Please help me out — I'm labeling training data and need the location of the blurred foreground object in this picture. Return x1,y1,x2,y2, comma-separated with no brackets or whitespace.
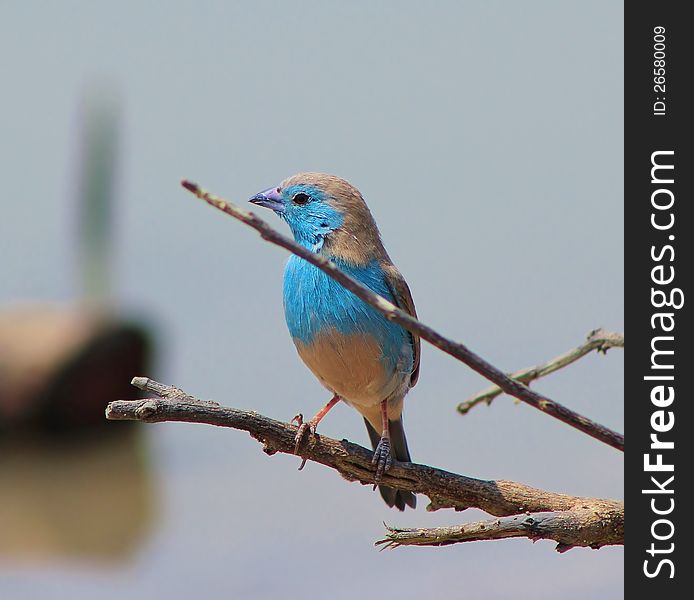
0,306,155,560
0,305,155,561
0,90,154,432
0,305,151,432
0,427,153,561
0,89,158,562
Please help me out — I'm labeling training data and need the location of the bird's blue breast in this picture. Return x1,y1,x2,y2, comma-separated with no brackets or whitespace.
283,256,412,376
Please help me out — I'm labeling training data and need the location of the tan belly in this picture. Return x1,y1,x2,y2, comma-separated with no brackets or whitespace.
294,330,399,408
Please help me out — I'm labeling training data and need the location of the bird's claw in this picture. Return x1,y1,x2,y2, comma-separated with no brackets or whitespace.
292,414,317,471
293,422,311,454
371,436,392,487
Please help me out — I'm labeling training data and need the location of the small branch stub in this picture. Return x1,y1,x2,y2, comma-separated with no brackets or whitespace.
458,328,624,415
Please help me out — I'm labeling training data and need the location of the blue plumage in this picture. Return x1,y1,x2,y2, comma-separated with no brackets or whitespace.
279,184,344,251
249,172,419,510
283,256,413,376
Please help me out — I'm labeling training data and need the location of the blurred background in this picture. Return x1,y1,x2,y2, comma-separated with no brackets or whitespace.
1,2,623,599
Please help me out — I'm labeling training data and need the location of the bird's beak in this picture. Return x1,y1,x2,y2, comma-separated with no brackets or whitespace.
249,187,285,213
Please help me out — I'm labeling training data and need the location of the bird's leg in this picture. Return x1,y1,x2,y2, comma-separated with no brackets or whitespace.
292,394,341,469
371,399,393,486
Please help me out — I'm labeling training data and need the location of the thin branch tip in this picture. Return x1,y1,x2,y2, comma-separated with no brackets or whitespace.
181,179,199,193
131,376,149,389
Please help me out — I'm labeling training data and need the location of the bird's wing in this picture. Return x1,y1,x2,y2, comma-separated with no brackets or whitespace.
382,262,421,387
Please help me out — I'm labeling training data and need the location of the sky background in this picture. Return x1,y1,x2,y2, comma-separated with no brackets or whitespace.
1,2,623,599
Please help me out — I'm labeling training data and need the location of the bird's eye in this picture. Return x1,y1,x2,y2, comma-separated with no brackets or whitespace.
292,192,310,205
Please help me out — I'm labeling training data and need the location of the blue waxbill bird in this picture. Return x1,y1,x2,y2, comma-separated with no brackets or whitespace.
250,173,419,510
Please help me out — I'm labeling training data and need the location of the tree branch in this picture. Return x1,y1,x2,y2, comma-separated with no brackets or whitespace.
180,180,624,452
376,506,624,552
458,328,625,415
105,378,623,551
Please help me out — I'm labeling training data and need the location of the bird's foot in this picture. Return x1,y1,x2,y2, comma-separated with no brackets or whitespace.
291,413,317,471
371,436,393,487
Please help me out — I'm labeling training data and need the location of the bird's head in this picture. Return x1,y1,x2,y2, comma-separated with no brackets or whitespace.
250,172,384,262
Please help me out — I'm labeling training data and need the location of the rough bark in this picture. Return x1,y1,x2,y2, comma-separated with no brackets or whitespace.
106,378,623,551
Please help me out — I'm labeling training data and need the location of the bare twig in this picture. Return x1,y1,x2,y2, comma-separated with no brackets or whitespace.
180,180,624,452
458,329,625,415
105,378,623,551
376,506,624,552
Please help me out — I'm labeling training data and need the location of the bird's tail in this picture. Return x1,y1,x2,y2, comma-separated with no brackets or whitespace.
364,416,417,511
